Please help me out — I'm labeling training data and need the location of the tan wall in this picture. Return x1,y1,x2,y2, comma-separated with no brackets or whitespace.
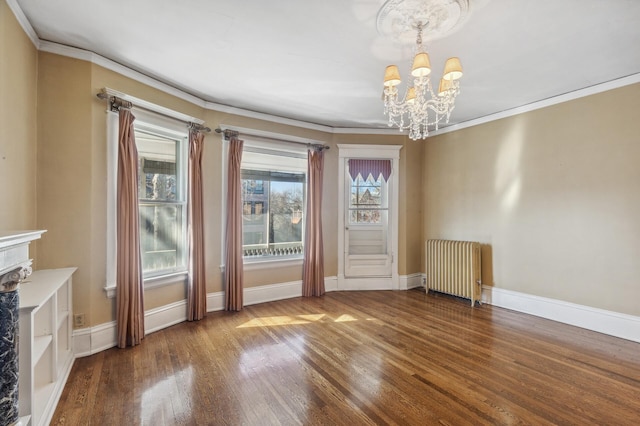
423,84,640,316
36,53,94,321
34,53,421,327
0,0,38,232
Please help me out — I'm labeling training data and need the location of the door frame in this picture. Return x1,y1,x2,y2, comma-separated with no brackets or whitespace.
337,144,402,291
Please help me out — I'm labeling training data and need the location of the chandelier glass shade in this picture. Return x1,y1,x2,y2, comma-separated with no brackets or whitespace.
382,22,463,140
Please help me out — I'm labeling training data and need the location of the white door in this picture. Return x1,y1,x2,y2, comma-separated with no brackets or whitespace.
344,170,391,278
337,144,401,291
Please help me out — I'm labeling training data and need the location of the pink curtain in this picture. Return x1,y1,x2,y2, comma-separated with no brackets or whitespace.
302,149,325,297
116,109,145,348
225,137,244,311
348,159,392,181
187,130,206,321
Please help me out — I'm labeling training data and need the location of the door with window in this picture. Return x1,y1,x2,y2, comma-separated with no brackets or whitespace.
345,167,391,277
337,145,401,290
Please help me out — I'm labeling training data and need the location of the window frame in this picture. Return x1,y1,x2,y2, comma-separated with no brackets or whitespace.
105,108,190,298
135,124,189,280
220,129,313,271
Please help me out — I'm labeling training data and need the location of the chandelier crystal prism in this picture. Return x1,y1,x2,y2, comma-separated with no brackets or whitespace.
382,21,463,140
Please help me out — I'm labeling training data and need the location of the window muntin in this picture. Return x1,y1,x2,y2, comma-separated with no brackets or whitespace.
348,173,387,224
240,149,306,259
135,129,187,277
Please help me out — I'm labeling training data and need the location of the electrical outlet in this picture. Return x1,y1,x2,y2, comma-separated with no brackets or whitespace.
73,313,86,328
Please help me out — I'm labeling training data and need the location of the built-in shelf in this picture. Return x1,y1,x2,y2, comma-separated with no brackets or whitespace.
57,311,69,330
16,415,32,426
19,267,76,426
32,335,53,365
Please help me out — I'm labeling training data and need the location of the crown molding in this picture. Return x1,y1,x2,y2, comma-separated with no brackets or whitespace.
8,2,640,139
332,127,403,135
204,101,334,133
429,72,640,137
38,40,208,110
42,38,640,140
6,0,39,48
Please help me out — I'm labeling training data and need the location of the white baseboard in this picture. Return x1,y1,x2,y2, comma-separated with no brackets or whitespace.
73,321,117,357
74,300,188,356
482,286,640,343
146,300,188,333
75,279,640,356
325,275,338,292
401,273,423,290
245,280,302,305
75,275,341,356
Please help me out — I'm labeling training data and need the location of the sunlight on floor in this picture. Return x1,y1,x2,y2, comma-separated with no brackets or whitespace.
237,313,361,328
334,314,358,322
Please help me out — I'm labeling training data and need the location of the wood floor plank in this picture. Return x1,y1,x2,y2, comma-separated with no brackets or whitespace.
51,290,640,425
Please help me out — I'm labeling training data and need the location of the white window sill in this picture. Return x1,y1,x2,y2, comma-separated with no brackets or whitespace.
104,271,188,298
219,256,303,272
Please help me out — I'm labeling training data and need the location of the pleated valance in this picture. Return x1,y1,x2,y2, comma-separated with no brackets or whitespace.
348,159,392,181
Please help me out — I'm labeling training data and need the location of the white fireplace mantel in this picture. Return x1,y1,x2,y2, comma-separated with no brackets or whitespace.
0,230,46,277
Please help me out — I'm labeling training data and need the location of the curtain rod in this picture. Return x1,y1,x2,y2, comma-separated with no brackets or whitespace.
96,89,211,133
214,128,329,151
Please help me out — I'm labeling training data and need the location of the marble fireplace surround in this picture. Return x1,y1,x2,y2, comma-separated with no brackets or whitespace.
0,230,45,426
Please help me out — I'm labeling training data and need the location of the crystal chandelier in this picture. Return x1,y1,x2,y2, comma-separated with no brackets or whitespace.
382,22,463,140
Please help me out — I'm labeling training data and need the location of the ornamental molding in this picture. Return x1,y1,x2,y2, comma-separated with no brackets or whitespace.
376,0,470,44
0,266,31,293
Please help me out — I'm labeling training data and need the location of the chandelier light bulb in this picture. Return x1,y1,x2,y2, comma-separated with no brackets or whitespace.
443,57,463,80
383,65,402,87
406,87,416,104
411,52,432,77
438,78,454,96
381,23,463,140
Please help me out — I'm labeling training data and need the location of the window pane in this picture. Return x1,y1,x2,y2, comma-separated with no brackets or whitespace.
349,209,382,224
135,128,186,277
139,204,184,273
140,167,177,201
350,174,383,208
241,167,305,257
137,132,179,202
270,180,304,244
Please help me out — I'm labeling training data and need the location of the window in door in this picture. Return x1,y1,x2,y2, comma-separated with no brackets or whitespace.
347,173,389,256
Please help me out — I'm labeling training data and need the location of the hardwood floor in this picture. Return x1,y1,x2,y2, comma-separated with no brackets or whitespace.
52,289,640,425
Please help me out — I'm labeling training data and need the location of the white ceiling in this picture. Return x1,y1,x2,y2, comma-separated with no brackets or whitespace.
14,0,640,131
